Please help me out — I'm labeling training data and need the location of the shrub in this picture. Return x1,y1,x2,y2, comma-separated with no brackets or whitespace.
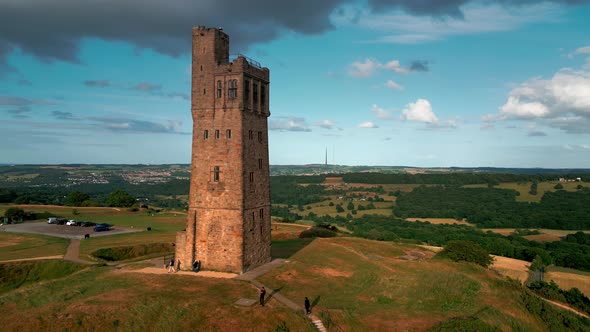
554,183,564,190
437,240,493,267
92,243,174,261
299,226,337,238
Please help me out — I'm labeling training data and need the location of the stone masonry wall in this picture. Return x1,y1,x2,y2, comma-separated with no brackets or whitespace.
178,26,271,273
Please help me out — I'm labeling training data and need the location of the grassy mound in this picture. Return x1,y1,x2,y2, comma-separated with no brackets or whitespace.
91,242,174,261
0,260,85,294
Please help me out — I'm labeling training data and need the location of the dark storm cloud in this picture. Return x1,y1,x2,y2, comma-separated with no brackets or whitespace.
409,60,429,72
84,80,110,87
0,0,587,68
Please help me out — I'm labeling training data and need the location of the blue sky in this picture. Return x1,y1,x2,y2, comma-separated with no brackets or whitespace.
0,0,589,167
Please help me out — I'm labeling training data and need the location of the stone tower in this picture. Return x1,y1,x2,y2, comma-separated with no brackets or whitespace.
175,26,271,273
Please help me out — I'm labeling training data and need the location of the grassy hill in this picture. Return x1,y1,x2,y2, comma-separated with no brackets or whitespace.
1,236,589,331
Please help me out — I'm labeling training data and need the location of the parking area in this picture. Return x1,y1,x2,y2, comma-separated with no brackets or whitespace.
2,221,142,239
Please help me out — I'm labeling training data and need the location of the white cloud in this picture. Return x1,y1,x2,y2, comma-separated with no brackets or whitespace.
318,119,335,129
348,59,380,78
372,104,392,119
382,60,408,74
384,79,404,90
498,68,590,133
359,121,378,128
401,98,438,124
269,116,311,132
347,58,409,78
570,46,590,58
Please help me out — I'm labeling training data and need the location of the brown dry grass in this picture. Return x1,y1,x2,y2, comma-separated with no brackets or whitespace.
483,228,590,242
406,218,474,226
546,271,590,297
491,256,531,282
0,236,25,248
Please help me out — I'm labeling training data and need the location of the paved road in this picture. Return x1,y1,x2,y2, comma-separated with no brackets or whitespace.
3,221,142,239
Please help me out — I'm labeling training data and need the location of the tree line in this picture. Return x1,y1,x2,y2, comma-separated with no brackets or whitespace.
394,186,590,229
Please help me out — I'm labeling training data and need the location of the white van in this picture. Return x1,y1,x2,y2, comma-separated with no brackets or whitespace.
47,217,58,224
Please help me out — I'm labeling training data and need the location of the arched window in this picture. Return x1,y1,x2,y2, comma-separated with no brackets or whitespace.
228,79,238,99
217,80,222,98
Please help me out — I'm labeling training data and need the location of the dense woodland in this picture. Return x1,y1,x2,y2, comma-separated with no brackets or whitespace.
394,186,590,229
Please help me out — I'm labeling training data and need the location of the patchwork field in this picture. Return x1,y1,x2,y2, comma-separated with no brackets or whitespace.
483,228,590,242
545,267,590,297
406,218,473,226
464,181,585,203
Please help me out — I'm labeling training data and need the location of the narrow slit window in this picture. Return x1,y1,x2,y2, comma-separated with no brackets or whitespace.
204,130,209,140
249,172,254,183
217,80,222,98
258,131,263,143
226,129,231,139
253,82,258,105
258,158,263,169
244,79,250,104
228,79,238,99
215,130,220,139
261,84,266,108
259,208,264,219
252,211,255,221
213,166,220,182
249,130,253,140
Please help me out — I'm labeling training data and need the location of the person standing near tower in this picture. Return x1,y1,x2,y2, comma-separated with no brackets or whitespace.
259,287,266,306
304,297,311,314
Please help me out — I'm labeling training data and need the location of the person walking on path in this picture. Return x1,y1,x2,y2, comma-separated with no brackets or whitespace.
259,287,266,306
304,297,311,314
168,258,175,273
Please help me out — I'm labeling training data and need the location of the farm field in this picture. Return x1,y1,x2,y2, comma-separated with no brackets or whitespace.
545,267,590,297
406,218,473,226
482,228,590,242
464,181,585,203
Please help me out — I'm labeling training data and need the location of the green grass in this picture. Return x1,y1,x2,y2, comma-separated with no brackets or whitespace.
0,265,313,331
91,242,174,262
79,230,177,261
0,232,69,261
271,238,314,259
0,260,85,294
258,237,546,331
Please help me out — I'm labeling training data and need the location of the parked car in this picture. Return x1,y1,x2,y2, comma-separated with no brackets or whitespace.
47,217,57,224
56,218,67,225
66,220,77,226
94,224,110,232
80,221,96,227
